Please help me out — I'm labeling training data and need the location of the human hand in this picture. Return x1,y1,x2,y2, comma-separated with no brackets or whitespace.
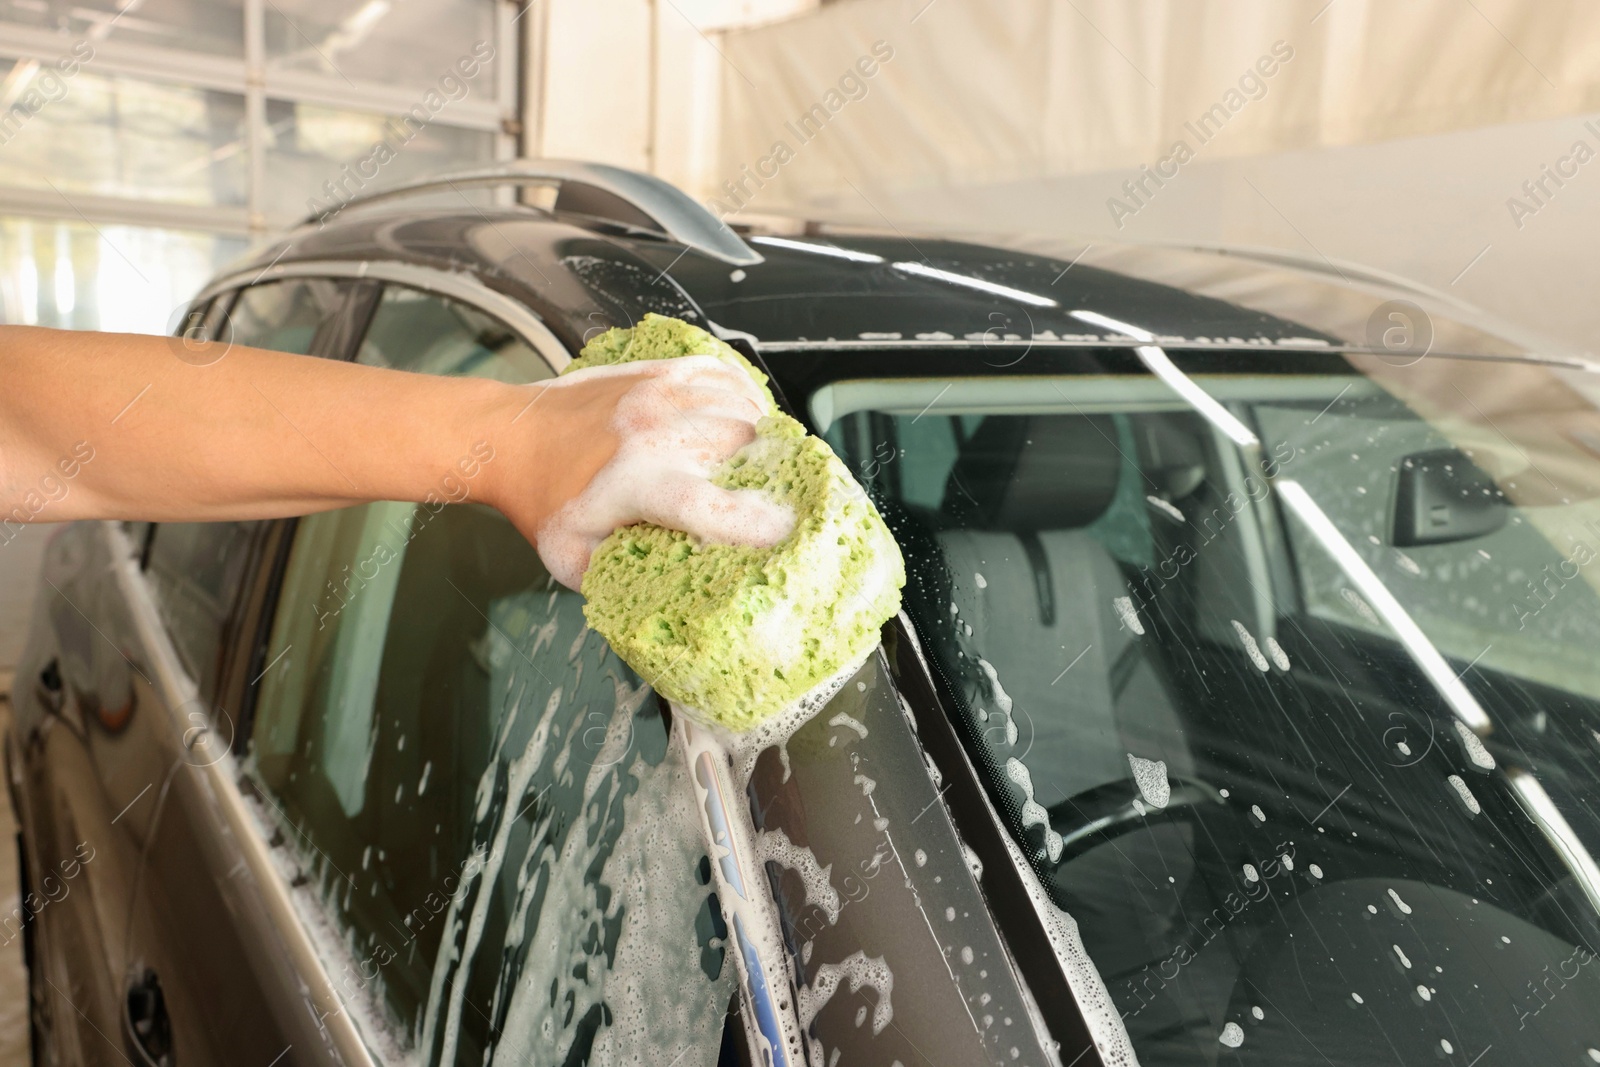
488,355,797,589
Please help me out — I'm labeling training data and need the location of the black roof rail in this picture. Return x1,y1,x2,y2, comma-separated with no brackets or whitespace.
300,159,764,267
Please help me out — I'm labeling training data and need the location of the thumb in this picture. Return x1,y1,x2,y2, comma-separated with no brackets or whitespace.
535,523,599,592
640,473,795,548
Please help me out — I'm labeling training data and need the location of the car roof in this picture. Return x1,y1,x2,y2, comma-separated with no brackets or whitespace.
214,170,1572,369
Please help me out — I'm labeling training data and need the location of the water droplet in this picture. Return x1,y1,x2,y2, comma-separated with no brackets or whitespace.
1128,753,1171,809
1440,1038,1453,1054
1416,984,1431,1001
1351,992,1364,1004
1309,864,1324,879
1114,596,1145,635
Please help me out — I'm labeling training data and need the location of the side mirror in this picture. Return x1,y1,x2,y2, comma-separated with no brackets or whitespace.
1391,448,1509,547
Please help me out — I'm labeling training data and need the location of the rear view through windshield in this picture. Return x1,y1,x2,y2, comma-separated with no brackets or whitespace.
817,359,1600,1066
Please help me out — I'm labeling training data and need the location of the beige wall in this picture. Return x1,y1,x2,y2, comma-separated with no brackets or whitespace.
696,0,1600,355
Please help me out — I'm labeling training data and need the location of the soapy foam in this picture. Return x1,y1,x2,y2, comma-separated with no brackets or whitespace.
798,950,895,1036
999,836,1139,1067
1447,773,1481,814
1454,720,1496,770
726,647,879,785
1231,620,1271,672
1126,754,1170,809
1112,597,1145,636
757,826,842,925
412,588,730,1066
1006,758,1064,864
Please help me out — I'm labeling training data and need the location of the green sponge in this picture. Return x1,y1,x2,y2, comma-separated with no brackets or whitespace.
569,314,906,733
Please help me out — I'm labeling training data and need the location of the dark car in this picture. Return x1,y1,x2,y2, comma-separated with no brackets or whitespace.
11,160,1600,1067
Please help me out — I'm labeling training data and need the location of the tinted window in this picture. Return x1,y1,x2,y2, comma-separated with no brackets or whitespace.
224,277,349,356
145,521,258,696
246,288,734,1064
354,284,549,384
817,360,1600,1066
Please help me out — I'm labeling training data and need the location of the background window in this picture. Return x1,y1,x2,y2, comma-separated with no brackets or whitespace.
0,217,245,334
0,63,248,207
263,0,500,98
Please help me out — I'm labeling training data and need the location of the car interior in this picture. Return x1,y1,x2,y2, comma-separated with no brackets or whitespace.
819,368,1600,1064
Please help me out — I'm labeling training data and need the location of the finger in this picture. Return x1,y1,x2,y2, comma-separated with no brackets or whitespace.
667,414,760,463
639,474,795,548
659,355,771,412
619,391,759,460
656,383,766,423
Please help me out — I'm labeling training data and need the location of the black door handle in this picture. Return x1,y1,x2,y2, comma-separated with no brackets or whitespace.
124,967,174,1066
34,658,63,715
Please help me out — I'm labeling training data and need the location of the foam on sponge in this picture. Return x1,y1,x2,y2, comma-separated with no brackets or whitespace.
570,314,906,733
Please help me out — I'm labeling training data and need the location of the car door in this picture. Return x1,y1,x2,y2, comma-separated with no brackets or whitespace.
10,509,166,1067
118,276,371,1066
235,283,738,1065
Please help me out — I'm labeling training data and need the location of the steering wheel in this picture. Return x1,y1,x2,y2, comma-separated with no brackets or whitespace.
1045,774,1228,866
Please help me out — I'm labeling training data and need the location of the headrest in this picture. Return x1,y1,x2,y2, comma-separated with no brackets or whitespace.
942,414,1123,530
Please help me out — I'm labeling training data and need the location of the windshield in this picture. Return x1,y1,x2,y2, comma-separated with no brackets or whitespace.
807,347,1600,1065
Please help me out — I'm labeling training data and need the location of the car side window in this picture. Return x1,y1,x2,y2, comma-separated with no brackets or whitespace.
246,286,734,1065
144,279,351,695
144,522,258,697
1254,395,1600,697
224,277,350,356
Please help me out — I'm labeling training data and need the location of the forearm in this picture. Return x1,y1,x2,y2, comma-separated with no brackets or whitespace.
0,326,524,524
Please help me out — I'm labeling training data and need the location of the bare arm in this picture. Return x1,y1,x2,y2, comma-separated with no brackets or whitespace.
0,326,791,587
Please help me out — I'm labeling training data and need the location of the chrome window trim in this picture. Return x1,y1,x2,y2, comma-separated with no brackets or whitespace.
754,337,1600,371
678,716,806,1067
192,259,574,371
